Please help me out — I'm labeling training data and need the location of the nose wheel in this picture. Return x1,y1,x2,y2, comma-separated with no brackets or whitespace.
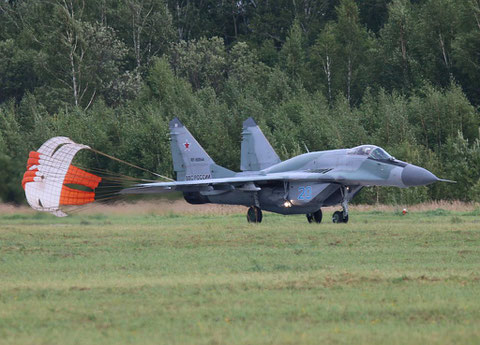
247,206,263,223
306,209,323,223
332,210,348,223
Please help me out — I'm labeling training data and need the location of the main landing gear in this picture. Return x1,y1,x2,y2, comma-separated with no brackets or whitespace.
306,209,323,223
247,206,263,223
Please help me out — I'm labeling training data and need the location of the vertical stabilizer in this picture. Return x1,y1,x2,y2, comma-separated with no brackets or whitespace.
241,117,281,171
169,118,235,181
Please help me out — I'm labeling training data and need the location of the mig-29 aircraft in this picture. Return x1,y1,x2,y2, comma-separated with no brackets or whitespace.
121,117,453,223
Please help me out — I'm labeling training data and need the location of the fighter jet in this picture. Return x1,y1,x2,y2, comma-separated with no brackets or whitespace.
121,117,453,223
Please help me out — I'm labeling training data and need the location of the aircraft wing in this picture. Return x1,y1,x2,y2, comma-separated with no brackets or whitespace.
119,169,394,195
120,171,342,194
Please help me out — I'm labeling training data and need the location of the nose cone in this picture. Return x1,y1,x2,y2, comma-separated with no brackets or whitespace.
402,164,439,187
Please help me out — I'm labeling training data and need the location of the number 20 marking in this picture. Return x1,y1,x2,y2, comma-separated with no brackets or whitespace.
298,186,312,200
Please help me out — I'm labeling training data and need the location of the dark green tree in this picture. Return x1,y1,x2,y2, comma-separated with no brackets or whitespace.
170,37,227,92
378,0,419,91
280,18,306,81
452,0,480,104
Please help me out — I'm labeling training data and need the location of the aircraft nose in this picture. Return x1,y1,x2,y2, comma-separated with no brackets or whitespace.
401,164,438,187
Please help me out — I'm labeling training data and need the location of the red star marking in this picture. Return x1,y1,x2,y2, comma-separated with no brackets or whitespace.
184,141,190,150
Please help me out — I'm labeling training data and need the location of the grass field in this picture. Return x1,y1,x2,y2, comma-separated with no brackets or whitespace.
1,202,480,344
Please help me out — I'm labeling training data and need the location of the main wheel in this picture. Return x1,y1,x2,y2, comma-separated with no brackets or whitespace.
306,213,314,223
307,209,322,223
247,206,263,223
332,211,343,223
313,209,322,223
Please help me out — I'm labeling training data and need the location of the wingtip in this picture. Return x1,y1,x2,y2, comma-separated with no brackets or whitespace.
243,117,257,128
169,117,184,129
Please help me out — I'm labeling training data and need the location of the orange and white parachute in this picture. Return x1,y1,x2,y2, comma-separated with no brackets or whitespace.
22,137,102,217
23,137,171,217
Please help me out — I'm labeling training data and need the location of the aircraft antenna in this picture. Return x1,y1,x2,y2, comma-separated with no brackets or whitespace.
303,142,310,153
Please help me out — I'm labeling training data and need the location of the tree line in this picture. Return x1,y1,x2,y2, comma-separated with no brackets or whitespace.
1,0,480,204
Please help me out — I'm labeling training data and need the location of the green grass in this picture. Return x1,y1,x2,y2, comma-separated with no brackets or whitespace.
1,209,480,344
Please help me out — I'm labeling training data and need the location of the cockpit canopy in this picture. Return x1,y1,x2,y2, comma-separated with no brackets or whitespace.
348,145,393,160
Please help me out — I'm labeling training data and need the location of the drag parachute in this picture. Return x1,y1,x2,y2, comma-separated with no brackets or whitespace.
22,137,102,217
22,136,169,217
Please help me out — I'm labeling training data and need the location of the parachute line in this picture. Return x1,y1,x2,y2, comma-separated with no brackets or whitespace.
90,149,174,182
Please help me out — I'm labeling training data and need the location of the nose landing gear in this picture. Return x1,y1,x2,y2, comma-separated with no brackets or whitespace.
332,186,351,223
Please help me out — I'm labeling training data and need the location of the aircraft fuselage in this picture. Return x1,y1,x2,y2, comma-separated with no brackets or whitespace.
182,146,439,215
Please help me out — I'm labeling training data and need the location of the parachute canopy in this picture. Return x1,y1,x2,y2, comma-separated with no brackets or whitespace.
22,137,102,217
23,136,173,217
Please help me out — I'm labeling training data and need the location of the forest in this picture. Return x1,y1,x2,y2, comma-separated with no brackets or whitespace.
1,0,480,204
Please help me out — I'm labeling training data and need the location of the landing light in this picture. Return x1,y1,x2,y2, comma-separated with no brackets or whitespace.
283,200,292,208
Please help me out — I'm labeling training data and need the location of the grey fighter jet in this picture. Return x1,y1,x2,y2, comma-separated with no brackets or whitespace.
122,117,453,223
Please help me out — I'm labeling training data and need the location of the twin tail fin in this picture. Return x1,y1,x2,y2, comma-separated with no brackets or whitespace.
169,118,235,181
169,117,280,180
241,117,280,171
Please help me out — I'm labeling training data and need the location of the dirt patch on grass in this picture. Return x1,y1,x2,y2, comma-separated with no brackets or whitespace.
86,200,247,215
0,204,36,215
350,200,479,213
0,200,245,216
1,200,478,216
